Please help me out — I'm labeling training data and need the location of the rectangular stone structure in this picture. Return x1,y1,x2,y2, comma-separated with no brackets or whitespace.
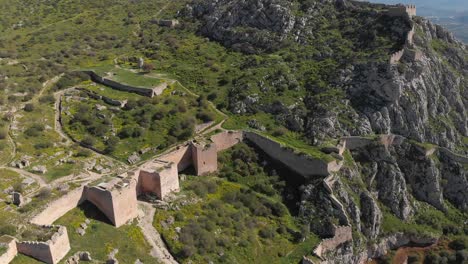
191,142,218,176
138,161,179,199
16,226,70,264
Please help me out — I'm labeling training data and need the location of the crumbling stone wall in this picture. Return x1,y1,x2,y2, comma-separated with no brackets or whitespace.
16,225,70,264
158,144,193,172
244,132,340,177
0,236,17,264
313,225,353,259
138,161,179,199
76,87,127,107
191,142,218,175
30,186,86,226
82,71,160,98
210,130,244,151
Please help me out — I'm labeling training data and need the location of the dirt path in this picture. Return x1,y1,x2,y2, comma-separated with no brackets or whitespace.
137,202,179,264
53,87,127,168
0,167,47,187
53,88,74,146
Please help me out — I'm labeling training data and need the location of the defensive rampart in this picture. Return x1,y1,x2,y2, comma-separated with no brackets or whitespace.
244,132,340,177
138,161,179,199
191,142,218,176
313,225,353,259
76,87,127,107
210,130,244,151
16,225,70,264
0,236,17,264
158,144,193,172
388,4,416,18
30,186,87,226
84,177,138,227
82,70,160,98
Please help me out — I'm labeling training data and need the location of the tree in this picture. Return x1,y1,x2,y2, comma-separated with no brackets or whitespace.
141,62,155,72
24,103,35,112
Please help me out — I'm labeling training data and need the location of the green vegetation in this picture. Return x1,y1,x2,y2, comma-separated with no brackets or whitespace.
54,202,155,263
62,81,221,161
381,202,467,238
90,65,164,88
154,143,319,263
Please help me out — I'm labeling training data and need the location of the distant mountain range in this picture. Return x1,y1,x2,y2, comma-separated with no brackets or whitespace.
368,0,468,43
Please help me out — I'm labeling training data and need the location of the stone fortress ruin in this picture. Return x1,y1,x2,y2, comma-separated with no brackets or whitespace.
3,3,466,263
387,3,423,64
0,225,70,264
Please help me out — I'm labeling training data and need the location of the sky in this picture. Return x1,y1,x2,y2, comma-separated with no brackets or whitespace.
367,0,467,13
367,0,468,42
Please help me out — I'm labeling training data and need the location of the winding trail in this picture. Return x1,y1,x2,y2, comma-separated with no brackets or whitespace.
137,202,179,264
53,87,127,168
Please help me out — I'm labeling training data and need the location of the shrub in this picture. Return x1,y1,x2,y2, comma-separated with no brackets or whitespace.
24,123,45,137
259,226,275,239
272,127,288,137
81,136,95,147
196,110,215,122
24,103,35,112
39,95,55,104
34,142,53,149
37,187,52,199
74,149,92,157
0,223,16,236
181,245,196,258
450,238,468,250
175,212,185,222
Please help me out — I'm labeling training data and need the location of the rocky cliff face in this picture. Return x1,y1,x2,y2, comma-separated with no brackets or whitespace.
186,0,467,262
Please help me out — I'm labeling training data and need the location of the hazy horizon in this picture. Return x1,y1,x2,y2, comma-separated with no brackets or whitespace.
368,0,468,42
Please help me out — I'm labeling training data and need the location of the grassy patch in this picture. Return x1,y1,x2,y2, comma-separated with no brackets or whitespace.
54,202,155,263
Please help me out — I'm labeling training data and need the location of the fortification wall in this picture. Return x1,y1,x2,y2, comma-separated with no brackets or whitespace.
210,130,244,151
191,143,218,176
390,49,405,64
17,226,70,264
313,226,353,259
30,186,86,225
84,179,138,227
388,5,416,18
82,71,156,98
76,87,126,107
109,180,139,227
0,236,17,264
244,132,332,177
407,26,415,45
83,186,116,226
138,162,179,199
159,144,193,172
